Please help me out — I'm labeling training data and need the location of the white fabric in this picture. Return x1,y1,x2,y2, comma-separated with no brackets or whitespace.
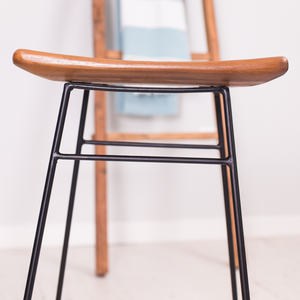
121,0,187,31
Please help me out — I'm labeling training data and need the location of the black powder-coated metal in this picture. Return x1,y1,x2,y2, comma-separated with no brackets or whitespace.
23,84,73,300
56,90,90,300
55,152,230,165
23,82,251,300
214,92,238,300
71,82,220,94
84,139,221,150
222,87,251,300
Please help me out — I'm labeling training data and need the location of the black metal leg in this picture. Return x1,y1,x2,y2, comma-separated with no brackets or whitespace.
56,90,90,300
23,83,252,300
23,84,73,300
214,93,238,300
222,87,251,300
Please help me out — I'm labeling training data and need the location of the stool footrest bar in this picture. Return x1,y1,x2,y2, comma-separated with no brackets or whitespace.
84,139,221,150
55,153,231,165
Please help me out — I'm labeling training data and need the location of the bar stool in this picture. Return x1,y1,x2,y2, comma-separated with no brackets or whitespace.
13,49,288,300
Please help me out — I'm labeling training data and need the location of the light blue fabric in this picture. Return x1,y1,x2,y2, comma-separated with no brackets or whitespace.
115,0,190,116
116,93,178,116
122,27,190,60
115,0,122,51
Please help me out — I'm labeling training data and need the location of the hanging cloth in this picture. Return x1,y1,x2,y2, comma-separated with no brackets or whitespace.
116,0,190,116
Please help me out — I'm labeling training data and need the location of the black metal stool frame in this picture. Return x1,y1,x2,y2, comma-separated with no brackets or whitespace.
23,82,250,300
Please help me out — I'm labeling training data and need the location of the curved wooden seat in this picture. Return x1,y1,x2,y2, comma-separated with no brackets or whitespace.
13,49,288,87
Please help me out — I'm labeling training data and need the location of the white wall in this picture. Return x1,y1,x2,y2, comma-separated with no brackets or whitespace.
0,0,300,248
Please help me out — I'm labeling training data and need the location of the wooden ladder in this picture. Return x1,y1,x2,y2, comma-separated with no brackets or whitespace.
92,0,239,275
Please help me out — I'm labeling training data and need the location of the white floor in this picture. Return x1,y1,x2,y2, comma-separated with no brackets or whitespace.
1,237,299,300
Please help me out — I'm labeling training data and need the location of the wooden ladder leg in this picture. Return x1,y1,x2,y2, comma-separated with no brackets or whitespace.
203,0,239,268
220,94,239,268
226,168,239,268
93,0,108,276
95,90,108,275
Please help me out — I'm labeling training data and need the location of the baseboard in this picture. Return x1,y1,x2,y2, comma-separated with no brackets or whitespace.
1,215,300,249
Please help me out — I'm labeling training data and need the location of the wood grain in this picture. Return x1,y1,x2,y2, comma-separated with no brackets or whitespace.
219,94,239,268
191,53,211,61
105,50,122,59
106,132,218,141
93,0,108,276
202,0,239,267
203,0,220,61
13,49,288,87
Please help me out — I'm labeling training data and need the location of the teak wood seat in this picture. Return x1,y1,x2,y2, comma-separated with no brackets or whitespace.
13,49,288,87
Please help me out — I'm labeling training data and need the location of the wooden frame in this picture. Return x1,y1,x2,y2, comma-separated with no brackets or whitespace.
92,0,238,275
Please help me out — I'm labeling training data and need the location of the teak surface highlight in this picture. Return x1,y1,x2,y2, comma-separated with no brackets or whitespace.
13,49,288,87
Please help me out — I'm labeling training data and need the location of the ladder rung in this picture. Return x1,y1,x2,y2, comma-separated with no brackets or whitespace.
105,132,218,141
104,50,211,61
